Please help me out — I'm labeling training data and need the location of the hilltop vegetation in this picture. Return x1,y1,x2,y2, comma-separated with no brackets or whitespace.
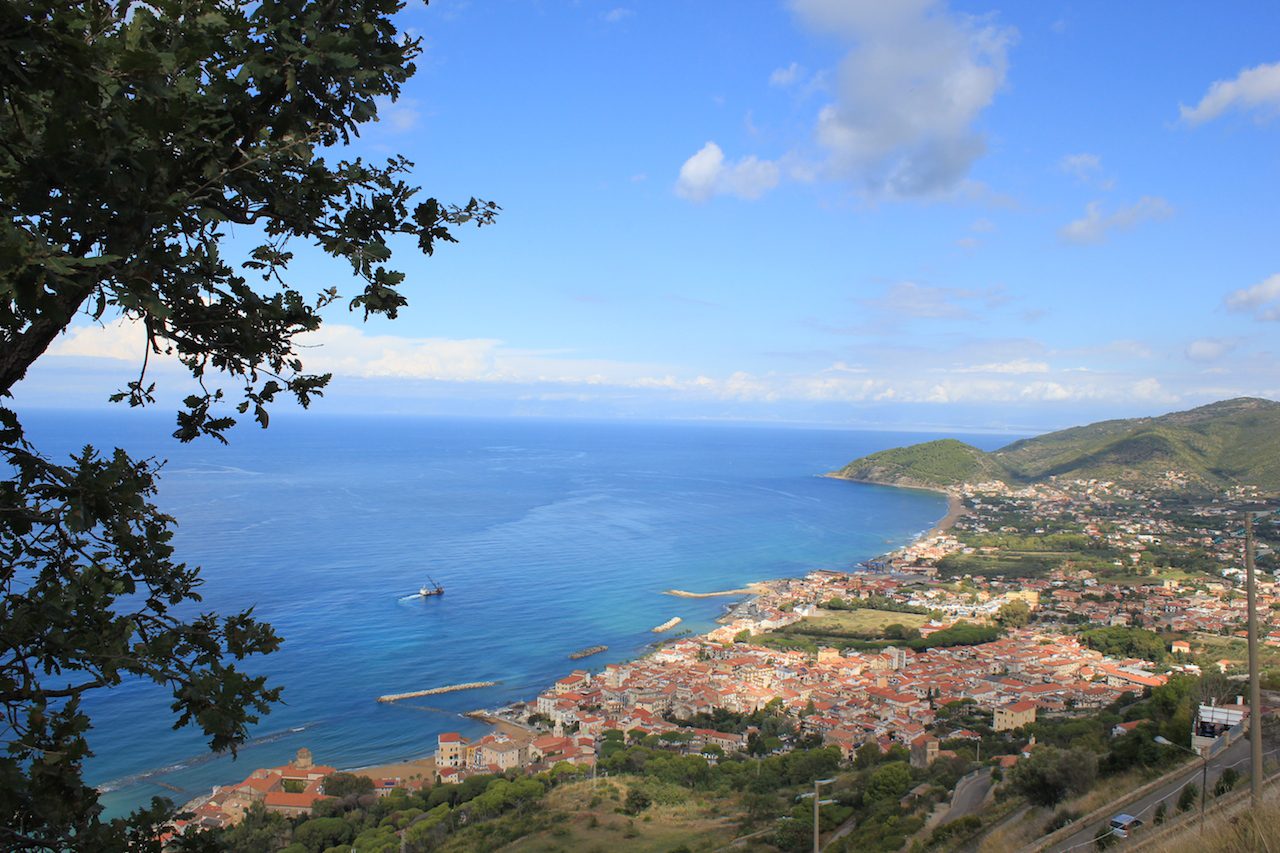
832,438,1002,489
833,398,1280,491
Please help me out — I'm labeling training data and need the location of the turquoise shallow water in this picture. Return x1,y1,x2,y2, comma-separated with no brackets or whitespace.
18,411,1012,817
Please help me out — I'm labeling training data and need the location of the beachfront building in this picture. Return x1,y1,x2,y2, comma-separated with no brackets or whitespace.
224,747,335,817
167,748,335,837
470,733,529,771
436,732,470,768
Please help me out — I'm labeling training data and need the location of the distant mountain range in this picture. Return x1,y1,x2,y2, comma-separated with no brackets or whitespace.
832,397,1280,492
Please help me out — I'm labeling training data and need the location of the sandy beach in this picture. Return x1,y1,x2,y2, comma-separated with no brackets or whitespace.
664,581,772,598
347,713,533,783
350,755,437,782
927,492,967,536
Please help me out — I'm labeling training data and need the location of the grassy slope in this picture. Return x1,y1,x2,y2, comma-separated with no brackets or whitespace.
834,398,1280,491
802,609,930,634
473,777,751,853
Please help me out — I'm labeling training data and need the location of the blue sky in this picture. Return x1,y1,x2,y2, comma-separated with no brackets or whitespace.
28,0,1280,432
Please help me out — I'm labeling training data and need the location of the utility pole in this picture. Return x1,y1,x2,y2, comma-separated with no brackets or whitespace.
1245,515,1263,805
798,778,836,853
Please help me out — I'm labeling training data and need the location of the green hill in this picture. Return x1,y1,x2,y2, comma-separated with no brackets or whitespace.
832,438,1003,489
832,397,1280,491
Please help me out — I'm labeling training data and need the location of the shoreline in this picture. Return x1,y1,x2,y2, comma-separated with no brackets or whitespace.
927,491,966,536
824,472,966,537
457,476,960,733
241,475,964,790
342,714,531,782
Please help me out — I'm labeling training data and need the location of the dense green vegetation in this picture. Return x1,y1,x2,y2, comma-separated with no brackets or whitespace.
1081,626,1167,662
834,398,1280,491
822,595,931,615
196,744,861,852
1009,746,1097,806
997,397,1280,488
833,438,1000,488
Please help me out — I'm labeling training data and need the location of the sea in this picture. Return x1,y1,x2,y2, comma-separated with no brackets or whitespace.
18,410,1017,818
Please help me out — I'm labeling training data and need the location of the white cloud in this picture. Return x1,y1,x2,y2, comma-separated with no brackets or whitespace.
1225,273,1280,321
299,325,505,380
957,217,996,249
770,62,805,87
675,141,781,202
1185,338,1235,362
47,322,1266,416
865,281,1008,320
602,7,633,24
1102,339,1154,360
822,361,869,374
51,319,511,381
1131,378,1176,402
953,359,1050,374
1018,381,1072,401
793,0,1016,197
48,320,667,387
1180,61,1280,125
374,96,422,132
1058,152,1099,178
381,100,420,132
869,282,967,318
1059,196,1173,244
52,320,150,362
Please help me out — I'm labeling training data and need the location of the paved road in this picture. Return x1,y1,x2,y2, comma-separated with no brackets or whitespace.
1048,737,1276,852
944,769,993,825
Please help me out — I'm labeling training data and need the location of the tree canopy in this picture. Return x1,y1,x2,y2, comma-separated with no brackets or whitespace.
0,2,496,849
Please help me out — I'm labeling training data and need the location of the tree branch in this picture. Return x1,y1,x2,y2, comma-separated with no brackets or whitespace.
0,281,95,398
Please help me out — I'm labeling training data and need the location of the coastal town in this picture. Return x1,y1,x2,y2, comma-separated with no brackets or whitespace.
173,472,1279,847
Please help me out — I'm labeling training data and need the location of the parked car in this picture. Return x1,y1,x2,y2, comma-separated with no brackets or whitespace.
1108,813,1143,838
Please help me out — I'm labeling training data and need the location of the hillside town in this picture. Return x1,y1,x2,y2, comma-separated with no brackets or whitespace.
177,473,1279,840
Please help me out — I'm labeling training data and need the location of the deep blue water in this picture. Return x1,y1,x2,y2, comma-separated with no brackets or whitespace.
18,411,1014,817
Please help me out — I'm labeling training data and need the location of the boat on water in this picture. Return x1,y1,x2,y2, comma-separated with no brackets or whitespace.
419,576,445,597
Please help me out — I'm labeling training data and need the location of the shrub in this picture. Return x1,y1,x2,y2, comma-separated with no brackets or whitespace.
865,761,913,803
624,788,652,815
1214,767,1239,796
1010,747,1098,807
1044,808,1082,833
1178,783,1199,812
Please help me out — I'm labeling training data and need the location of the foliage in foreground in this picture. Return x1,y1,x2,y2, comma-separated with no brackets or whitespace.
0,1,496,849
